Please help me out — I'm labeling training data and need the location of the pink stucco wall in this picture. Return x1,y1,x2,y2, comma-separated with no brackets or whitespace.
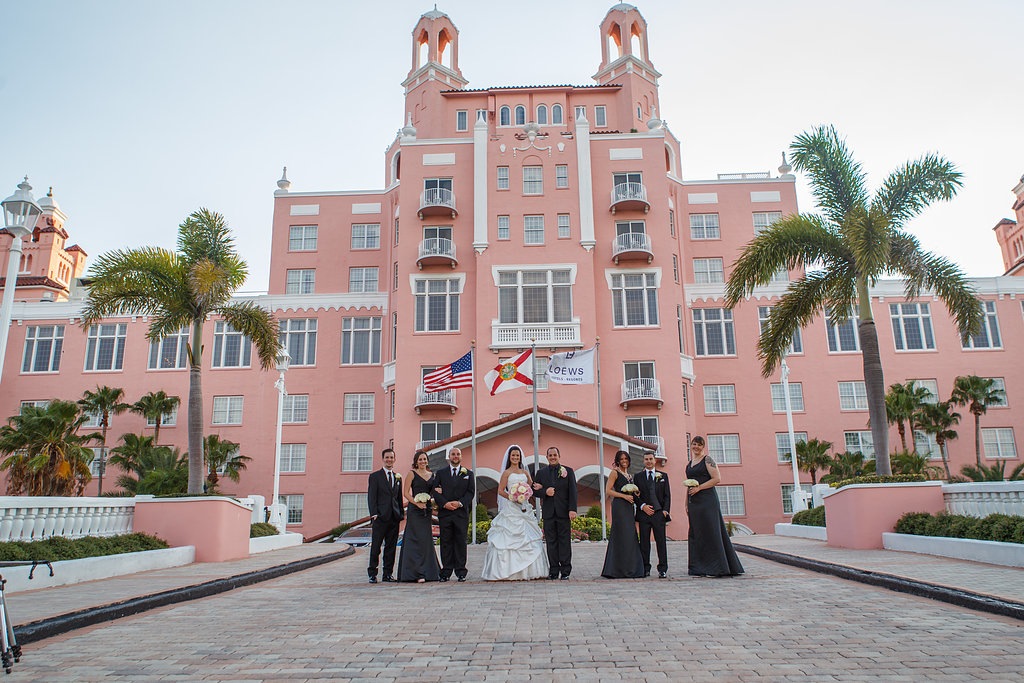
824,483,946,549
133,497,251,562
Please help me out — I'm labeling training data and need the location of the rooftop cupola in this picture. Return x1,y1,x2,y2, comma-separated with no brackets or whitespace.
595,3,657,81
403,6,468,93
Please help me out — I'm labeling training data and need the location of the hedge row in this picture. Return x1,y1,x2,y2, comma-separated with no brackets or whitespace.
830,474,927,489
250,522,280,538
895,512,1024,545
0,533,169,562
791,505,826,527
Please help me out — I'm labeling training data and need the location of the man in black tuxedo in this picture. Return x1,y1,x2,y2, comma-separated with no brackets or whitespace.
635,452,671,578
432,447,475,582
366,448,403,584
532,446,578,579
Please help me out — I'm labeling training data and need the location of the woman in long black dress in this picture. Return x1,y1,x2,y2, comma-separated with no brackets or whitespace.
686,436,744,577
601,450,645,578
397,450,441,582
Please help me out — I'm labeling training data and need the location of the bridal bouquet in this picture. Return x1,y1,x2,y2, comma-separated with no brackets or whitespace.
413,492,433,517
621,483,640,497
683,479,700,488
508,482,533,508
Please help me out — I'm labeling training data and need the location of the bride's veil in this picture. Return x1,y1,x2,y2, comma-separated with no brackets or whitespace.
501,444,523,472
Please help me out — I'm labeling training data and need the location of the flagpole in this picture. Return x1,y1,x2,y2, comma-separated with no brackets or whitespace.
531,339,541,516
595,337,607,540
470,341,478,544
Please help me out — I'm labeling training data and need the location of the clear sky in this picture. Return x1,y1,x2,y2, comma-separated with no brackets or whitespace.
3,0,1020,290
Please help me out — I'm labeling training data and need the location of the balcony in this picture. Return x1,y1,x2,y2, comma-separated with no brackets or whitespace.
634,435,666,459
415,386,457,414
419,188,457,219
609,182,650,214
611,232,654,264
491,320,582,349
382,361,396,388
620,378,663,409
417,237,457,269
680,354,695,382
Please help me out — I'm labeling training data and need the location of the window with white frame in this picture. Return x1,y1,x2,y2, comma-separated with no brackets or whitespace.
707,434,741,464
414,278,461,332
498,269,573,324
89,447,104,477
349,267,379,293
145,406,177,428
456,110,468,131
913,430,941,460
393,262,399,290
342,442,375,472
610,272,659,327
844,431,874,457
286,269,315,295
838,381,868,410
84,323,127,372
594,105,607,127
557,214,570,239
753,211,782,234
771,383,804,412
626,416,660,452
524,215,545,245
775,432,808,463
212,396,243,425
22,325,64,373
514,105,526,126
623,360,655,385
703,385,737,414
536,104,548,125
497,215,510,240
781,484,815,514
82,410,102,428
497,166,509,191
340,493,369,524
420,421,452,447
575,105,586,121
890,302,935,351
615,220,646,250
982,428,1017,459
279,444,307,473
758,306,802,354
341,317,382,365
20,400,50,411
963,300,1002,349
770,268,790,283
718,486,746,516
212,322,252,368
552,104,563,125
394,217,400,245
288,225,318,251
499,106,511,126
351,224,381,250
555,165,569,189
533,356,550,391
343,393,375,423
669,209,676,237
147,328,188,370
986,378,1008,407
910,379,939,404
693,257,725,284
672,255,679,283
523,166,543,195
825,308,860,352
282,394,308,423
279,318,317,366
693,308,735,356
689,213,720,240
279,494,303,524
682,383,689,413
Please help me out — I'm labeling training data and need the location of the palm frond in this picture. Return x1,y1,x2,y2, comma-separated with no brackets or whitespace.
844,205,891,282
81,247,187,323
216,302,280,370
789,125,869,225
178,208,237,266
873,154,963,228
757,269,844,375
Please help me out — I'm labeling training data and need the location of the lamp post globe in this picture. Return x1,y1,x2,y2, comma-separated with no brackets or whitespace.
0,178,42,383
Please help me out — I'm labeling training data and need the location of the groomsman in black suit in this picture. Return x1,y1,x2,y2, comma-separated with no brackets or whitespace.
366,448,403,584
532,446,578,579
433,447,475,582
635,451,671,578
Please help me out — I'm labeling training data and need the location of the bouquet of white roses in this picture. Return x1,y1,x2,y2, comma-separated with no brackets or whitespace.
621,483,640,497
413,492,433,517
508,481,533,508
683,479,700,488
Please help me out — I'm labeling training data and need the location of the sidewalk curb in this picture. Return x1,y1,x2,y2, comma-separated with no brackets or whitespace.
734,543,1024,622
14,546,355,643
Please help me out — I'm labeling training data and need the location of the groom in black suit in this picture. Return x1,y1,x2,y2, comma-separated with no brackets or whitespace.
532,446,578,579
432,447,475,582
635,452,671,578
366,448,403,584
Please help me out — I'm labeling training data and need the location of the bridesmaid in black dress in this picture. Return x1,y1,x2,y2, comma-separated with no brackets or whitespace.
601,450,645,578
397,450,441,583
685,436,744,577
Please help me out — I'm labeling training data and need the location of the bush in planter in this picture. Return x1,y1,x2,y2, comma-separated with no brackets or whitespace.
970,514,1019,543
829,474,927,489
571,515,609,541
469,520,490,543
250,522,280,538
894,511,1024,544
475,504,491,522
0,533,168,562
585,505,603,519
894,512,933,535
791,505,826,527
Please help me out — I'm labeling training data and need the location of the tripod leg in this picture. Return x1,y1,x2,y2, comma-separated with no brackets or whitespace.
0,582,12,673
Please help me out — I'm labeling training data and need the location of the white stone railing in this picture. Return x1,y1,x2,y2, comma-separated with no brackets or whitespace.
610,182,648,206
418,237,456,261
491,320,581,348
611,232,653,257
942,482,1024,517
621,378,661,403
382,360,396,388
0,497,136,542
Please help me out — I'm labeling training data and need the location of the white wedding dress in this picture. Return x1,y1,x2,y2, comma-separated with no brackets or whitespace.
481,473,550,581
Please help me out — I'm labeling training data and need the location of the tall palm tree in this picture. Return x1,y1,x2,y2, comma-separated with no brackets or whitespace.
885,381,933,452
129,390,181,445
795,437,833,485
725,126,982,476
81,209,279,493
203,434,251,493
0,401,100,495
950,375,1005,467
914,401,960,479
108,432,156,491
78,386,129,495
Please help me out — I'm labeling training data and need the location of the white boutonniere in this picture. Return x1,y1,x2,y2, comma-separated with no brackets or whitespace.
460,467,468,476
393,473,401,481
559,466,567,478
655,472,664,482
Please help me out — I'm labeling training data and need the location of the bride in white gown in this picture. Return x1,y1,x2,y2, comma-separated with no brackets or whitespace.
482,445,550,581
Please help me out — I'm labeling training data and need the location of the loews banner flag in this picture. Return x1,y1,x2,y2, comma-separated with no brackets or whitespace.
546,348,596,385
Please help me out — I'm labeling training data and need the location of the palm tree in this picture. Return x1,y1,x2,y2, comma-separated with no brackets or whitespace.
820,451,876,484
885,381,932,453
81,209,279,493
795,437,833,485
725,126,982,476
78,386,129,495
108,432,156,492
203,434,251,493
891,450,944,479
109,433,187,494
950,375,1005,467
0,401,100,495
129,390,181,445
914,401,960,479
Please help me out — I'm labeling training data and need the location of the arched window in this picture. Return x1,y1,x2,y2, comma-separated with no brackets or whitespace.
552,104,563,125
514,105,526,126
499,106,511,127
438,29,453,69
417,31,429,69
536,105,548,125
630,24,643,58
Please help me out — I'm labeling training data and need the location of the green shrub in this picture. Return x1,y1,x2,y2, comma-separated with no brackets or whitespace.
1013,518,1024,545
326,523,353,539
894,511,1024,544
475,504,491,522
791,505,826,527
570,515,609,541
585,505,603,519
830,474,927,489
470,520,490,543
894,512,933,535
0,533,168,562
250,522,280,538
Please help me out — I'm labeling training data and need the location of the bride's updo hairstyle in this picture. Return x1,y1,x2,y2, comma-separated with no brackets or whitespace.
613,450,630,468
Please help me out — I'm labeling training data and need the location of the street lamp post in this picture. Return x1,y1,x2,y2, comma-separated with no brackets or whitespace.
0,178,42,383
781,354,808,514
268,348,290,531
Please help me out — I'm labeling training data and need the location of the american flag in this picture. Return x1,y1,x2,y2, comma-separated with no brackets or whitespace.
422,351,473,391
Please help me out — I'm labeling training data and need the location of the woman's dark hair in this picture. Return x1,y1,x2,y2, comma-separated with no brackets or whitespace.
413,449,429,468
690,436,706,447
613,450,631,467
506,447,522,469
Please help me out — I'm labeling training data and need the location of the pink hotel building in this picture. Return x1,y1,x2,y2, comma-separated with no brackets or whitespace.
3,4,1023,537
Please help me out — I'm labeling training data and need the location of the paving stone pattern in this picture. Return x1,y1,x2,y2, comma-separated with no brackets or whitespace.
18,542,1024,681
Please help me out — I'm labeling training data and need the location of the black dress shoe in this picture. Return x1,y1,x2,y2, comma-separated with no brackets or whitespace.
439,577,449,582
457,576,466,582
559,574,570,580
368,576,377,584
382,576,396,583
548,574,559,580
643,571,651,578
659,571,667,579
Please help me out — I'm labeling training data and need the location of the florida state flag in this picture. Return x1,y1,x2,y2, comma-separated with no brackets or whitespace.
483,349,534,396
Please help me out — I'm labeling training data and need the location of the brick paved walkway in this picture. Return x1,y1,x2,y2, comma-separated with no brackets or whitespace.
16,541,1024,681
